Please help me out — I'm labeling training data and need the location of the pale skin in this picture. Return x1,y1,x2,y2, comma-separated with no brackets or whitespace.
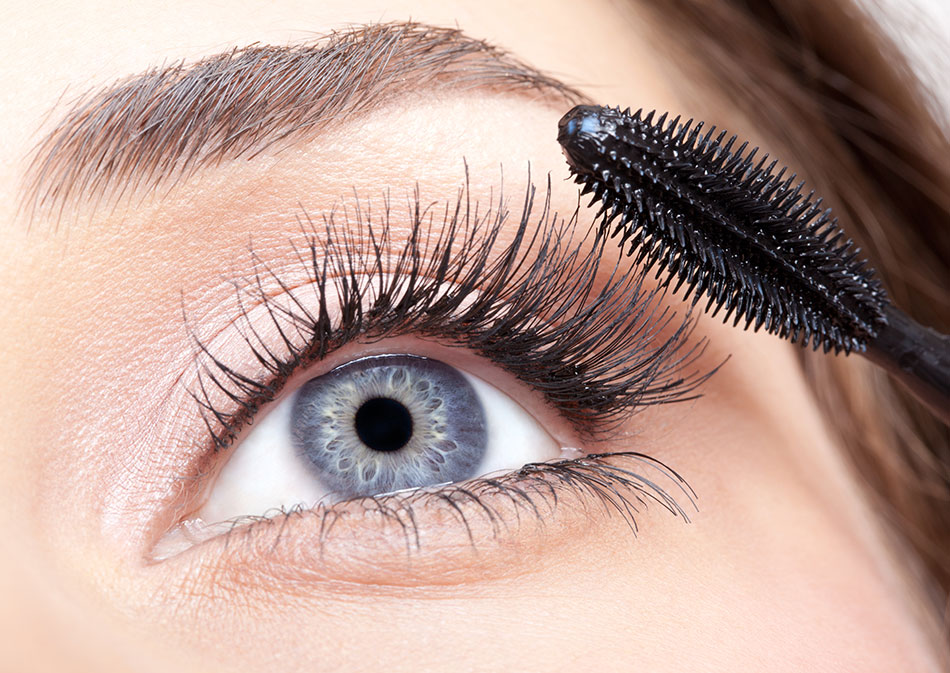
0,1,942,671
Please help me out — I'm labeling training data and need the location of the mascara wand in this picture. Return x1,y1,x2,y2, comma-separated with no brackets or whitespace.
557,104,950,423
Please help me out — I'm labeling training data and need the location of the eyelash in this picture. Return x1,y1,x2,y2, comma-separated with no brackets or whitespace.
164,451,696,561
175,171,712,553
190,171,710,452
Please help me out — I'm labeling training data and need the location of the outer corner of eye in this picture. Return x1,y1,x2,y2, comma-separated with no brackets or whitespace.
162,352,568,552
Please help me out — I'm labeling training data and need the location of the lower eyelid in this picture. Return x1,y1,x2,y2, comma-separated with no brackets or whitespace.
149,452,696,588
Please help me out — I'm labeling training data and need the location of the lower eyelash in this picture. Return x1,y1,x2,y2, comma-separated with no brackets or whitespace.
153,452,696,562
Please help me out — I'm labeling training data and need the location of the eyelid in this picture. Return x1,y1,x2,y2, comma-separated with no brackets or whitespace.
197,325,587,444
150,451,697,581
185,174,712,459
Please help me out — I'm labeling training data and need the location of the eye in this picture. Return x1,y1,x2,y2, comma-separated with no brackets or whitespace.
197,353,563,526
152,180,707,566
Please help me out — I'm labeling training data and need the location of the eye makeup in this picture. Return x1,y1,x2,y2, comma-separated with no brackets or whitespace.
161,171,713,567
191,173,713,450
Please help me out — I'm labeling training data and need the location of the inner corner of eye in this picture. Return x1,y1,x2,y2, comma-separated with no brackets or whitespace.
189,353,569,531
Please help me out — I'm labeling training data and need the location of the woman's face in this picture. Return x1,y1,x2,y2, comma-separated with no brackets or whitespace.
0,1,940,670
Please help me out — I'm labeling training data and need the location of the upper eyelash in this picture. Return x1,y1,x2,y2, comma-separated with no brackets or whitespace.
188,168,714,452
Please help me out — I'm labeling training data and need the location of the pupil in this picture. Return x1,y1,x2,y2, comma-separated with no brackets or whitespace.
354,397,414,452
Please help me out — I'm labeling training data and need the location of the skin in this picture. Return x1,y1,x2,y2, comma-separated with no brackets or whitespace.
0,1,942,671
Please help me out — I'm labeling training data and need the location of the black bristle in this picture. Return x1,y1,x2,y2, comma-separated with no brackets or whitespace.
557,104,889,354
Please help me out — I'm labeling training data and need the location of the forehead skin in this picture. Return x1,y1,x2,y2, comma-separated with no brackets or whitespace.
0,1,942,672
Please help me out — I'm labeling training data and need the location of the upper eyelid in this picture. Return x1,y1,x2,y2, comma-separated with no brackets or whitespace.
185,175,714,455
204,333,585,449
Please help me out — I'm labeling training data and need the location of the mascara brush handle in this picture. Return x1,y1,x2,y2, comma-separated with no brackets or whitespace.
863,304,950,424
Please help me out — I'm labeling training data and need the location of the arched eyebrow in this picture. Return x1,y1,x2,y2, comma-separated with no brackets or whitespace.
22,21,587,224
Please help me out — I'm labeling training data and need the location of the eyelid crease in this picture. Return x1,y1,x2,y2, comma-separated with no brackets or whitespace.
185,169,715,457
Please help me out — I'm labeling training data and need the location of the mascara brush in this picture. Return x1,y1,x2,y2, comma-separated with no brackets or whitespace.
557,104,950,423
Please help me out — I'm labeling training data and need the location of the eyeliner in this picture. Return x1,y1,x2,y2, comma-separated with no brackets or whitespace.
557,104,950,423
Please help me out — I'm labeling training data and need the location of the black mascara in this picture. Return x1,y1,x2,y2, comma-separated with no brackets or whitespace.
557,104,950,422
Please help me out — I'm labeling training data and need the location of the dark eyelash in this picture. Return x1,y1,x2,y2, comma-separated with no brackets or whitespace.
199,452,696,558
188,169,713,451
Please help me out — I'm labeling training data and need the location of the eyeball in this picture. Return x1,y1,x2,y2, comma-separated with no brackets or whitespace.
197,354,564,525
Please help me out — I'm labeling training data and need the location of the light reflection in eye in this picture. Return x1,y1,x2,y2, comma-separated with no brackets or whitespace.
197,353,563,525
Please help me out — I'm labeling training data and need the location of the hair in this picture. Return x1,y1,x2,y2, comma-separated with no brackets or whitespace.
22,23,583,226
638,0,950,642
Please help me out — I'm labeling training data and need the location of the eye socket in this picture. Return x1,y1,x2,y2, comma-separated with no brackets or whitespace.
196,353,563,526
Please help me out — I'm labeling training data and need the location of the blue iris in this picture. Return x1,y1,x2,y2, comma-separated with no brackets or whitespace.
291,354,488,498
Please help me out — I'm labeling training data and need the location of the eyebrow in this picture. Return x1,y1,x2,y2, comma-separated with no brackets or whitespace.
23,21,587,223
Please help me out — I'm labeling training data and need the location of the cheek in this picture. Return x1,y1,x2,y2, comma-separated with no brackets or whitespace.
673,488,925,669
127,497,932,673
663,414,935,668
